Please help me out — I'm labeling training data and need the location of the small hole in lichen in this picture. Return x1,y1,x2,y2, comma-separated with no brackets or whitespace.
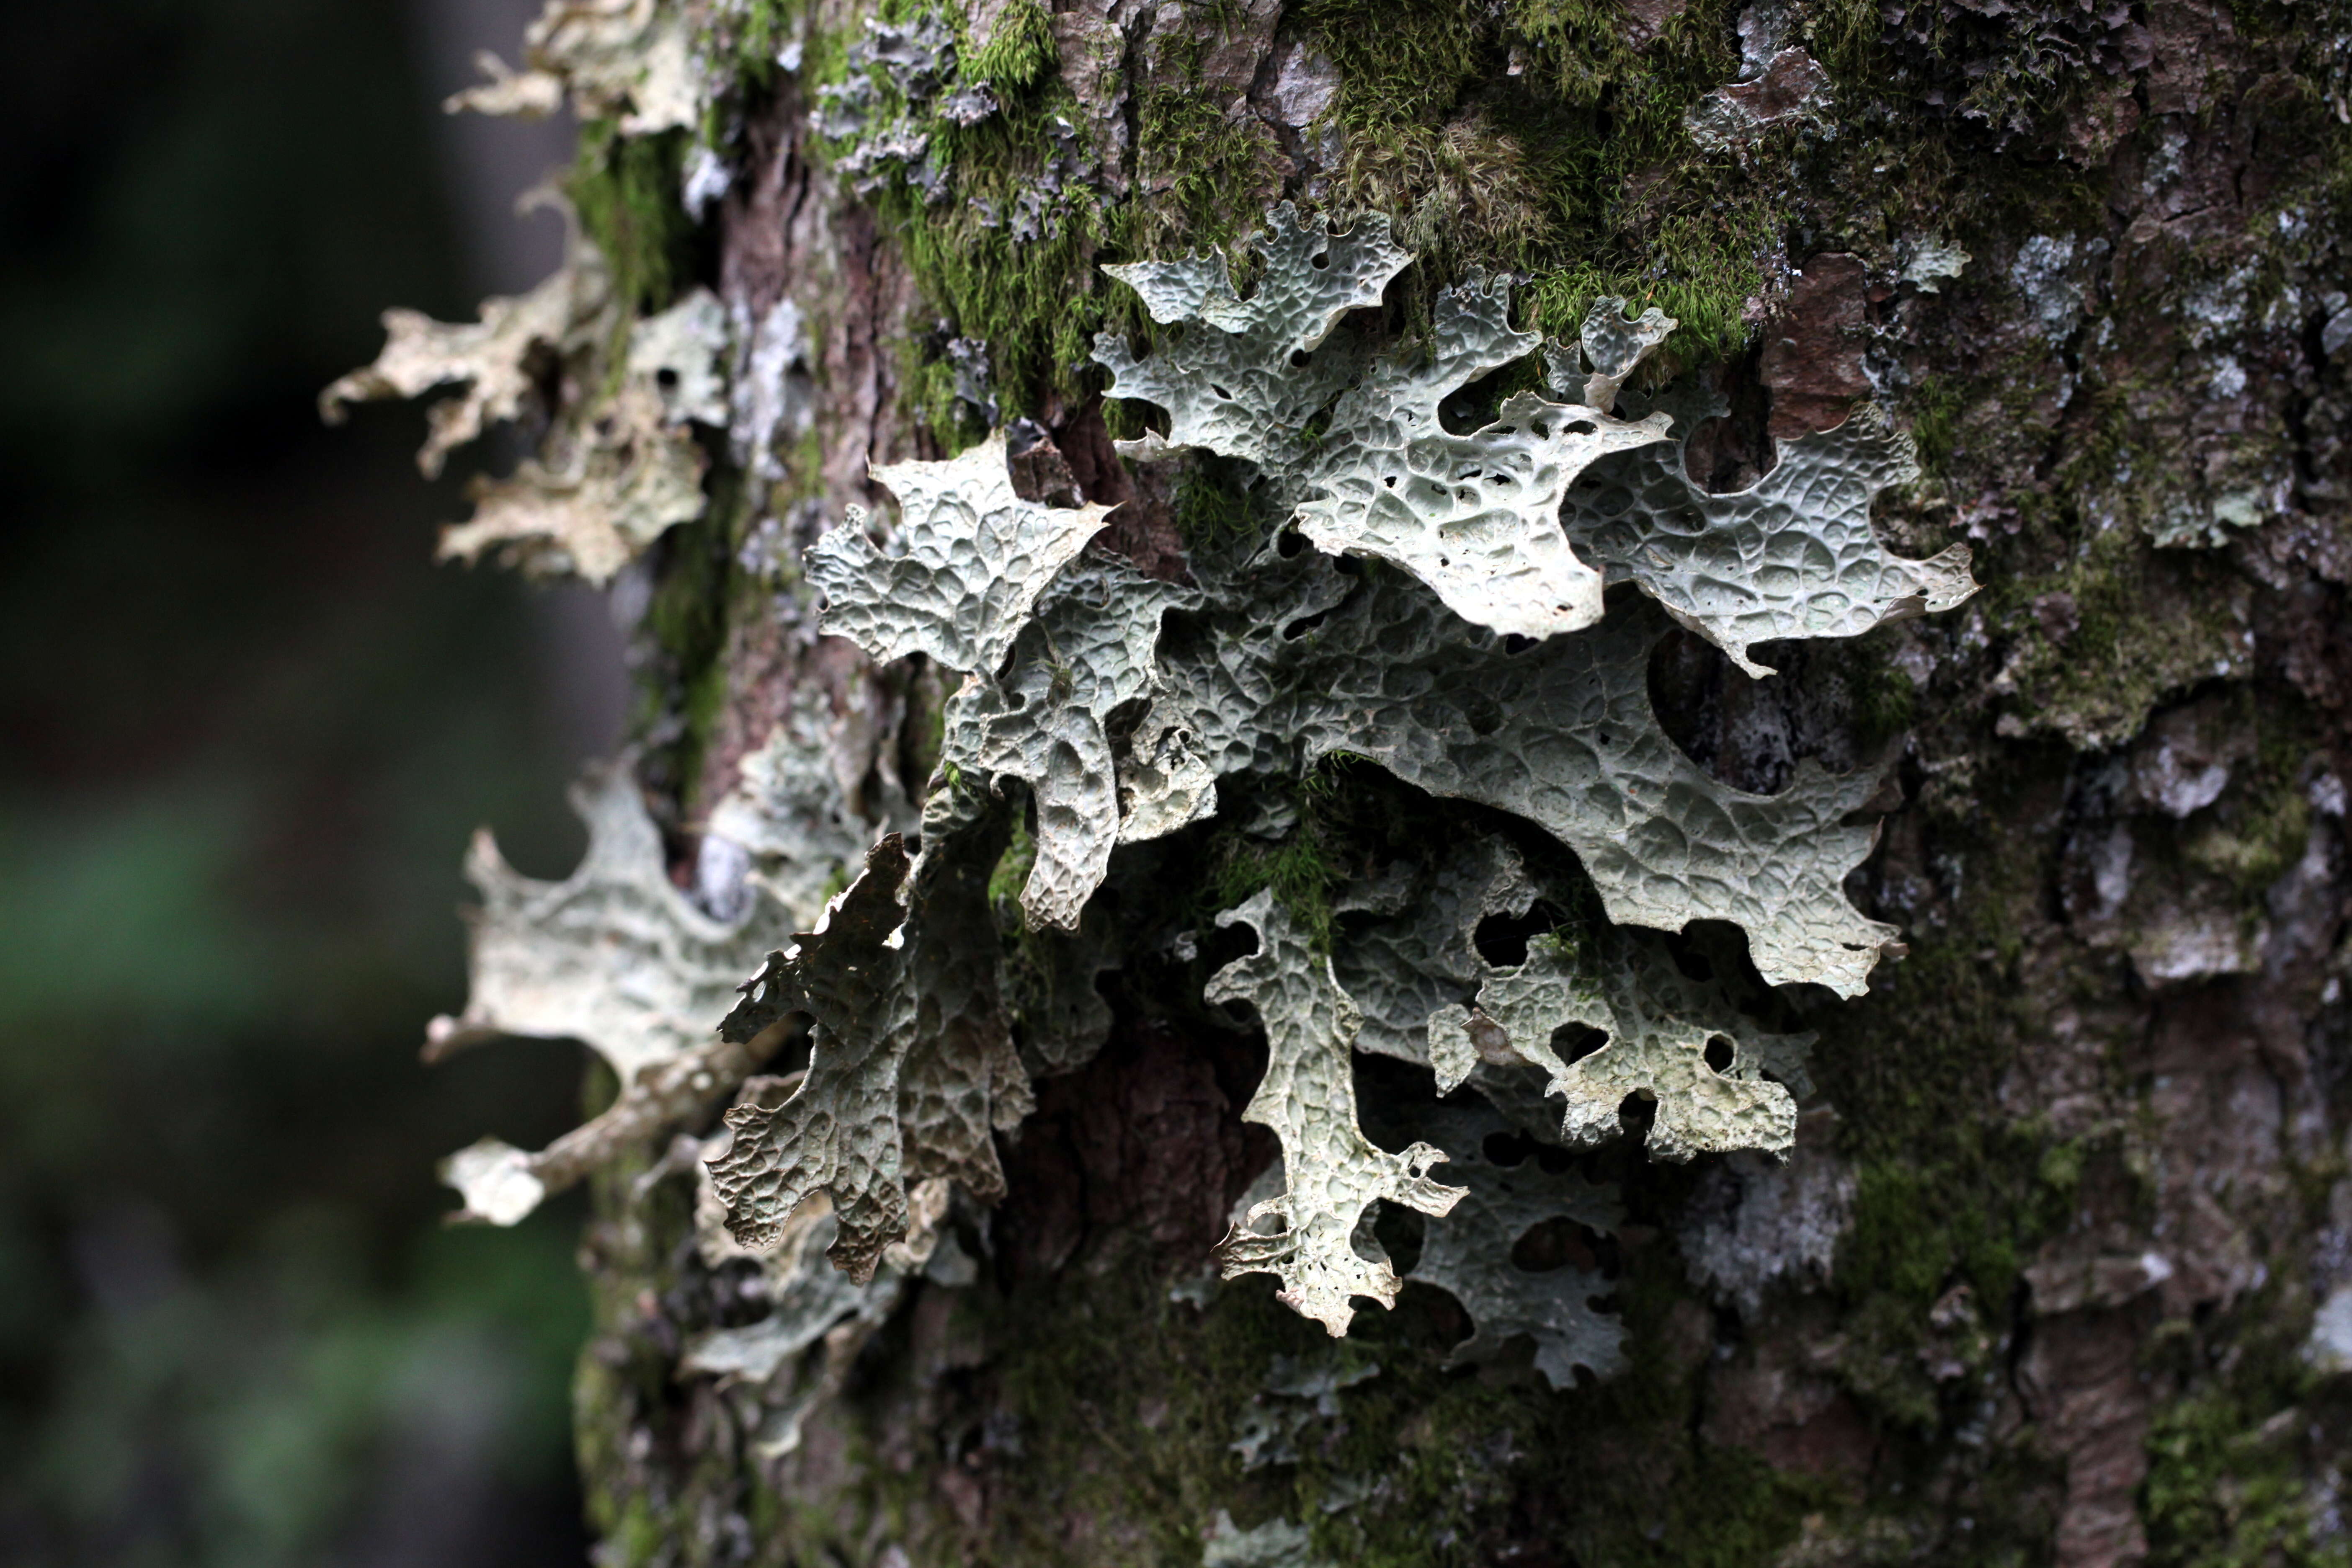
1198,917,1260,975
1617,1091,1657,1141
1481,1130,1536,1167
1290,349,1313,368
1371,1204,1424,1274
1210,383,1233,400
1310,251,1329,269
1511,1216,1605,1274
1274,529,1306,558
1567,420,1597,435
1550,1022,1605,1064
1473,905,1560,967
1703,1035,1735,1073
1669,943,1712,981
656,367,679,389
1501,634,1536,656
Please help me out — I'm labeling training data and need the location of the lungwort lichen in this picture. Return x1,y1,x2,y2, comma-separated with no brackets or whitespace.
323,209,725,584
398,203,1975,1365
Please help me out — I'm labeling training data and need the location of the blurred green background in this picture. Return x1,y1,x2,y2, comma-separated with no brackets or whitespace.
0,1,618,1561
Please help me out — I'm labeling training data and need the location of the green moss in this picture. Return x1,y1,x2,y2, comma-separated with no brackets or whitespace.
1189,751,1391,951
1171,457,1266,551
1125,68,1281,258
798,0,1166,426
1831,1124,2054,1433
1905,376,1969,478
2146,1398,2339,1568
1295,0,1767,368
1806,759,2087,1437
877,133,1112,425
1804,0,1888,82
1328,1248,1832,1566
2037,1136,2086,1194
1817,907,2027,1174
1522,236,1765,371
567,121,698,318
921,1203,1832,1568
2186,791,2313,895
963,0,1055,91
906,349,988,456
633,481,738,807
726,0,797,78
2174,696,2323,900
988,805,1038,923
2145,1291,2347,1568
1202,823,1341,950
1986,525,2254,749
590,1496,667,1568
1840,628,1920,757
1309,0,1485,126
1845,1164,1973,1308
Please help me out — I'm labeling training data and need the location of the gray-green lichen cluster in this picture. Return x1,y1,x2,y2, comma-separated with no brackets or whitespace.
350,173,1975,1377
319,0,2352,1561
323,210,727,583
675,207,1969,1351
316,0,2001,1446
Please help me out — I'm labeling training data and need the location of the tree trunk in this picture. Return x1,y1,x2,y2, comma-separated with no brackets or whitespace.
360,1,2352,1563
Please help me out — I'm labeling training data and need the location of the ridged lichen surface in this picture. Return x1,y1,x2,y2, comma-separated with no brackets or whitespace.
327,0,2352,1562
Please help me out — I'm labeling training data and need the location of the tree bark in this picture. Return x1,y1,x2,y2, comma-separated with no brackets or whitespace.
421,2,2352,1564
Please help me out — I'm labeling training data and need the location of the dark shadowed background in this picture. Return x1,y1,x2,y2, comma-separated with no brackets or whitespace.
0,1,624,1560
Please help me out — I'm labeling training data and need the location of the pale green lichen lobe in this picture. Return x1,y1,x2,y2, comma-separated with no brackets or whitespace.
1097,206,1680,640
1208,892,1465,1336
806,433,1112,676
1563,389,1977,676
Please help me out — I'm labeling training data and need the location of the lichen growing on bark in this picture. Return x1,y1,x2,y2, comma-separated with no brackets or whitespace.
1383,1097,1627,1387
804,433,1111,676
1431,921,1815,1160
418,193,1972,1347
713,823,1030,1282
322,214,724,583
1205,891,1467,1336
329,0,2352,1558
428,760,797,1224
1097,206,1679,640
1561,385,1977,676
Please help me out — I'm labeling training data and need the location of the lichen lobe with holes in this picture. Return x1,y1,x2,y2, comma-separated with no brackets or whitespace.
1095,205,1679,640
1208,892,1466,1336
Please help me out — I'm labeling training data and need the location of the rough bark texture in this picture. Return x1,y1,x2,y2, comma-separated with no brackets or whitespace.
389,1,2352,1563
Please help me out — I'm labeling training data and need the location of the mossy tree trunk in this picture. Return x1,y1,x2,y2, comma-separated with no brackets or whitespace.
528,2,2352,1565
